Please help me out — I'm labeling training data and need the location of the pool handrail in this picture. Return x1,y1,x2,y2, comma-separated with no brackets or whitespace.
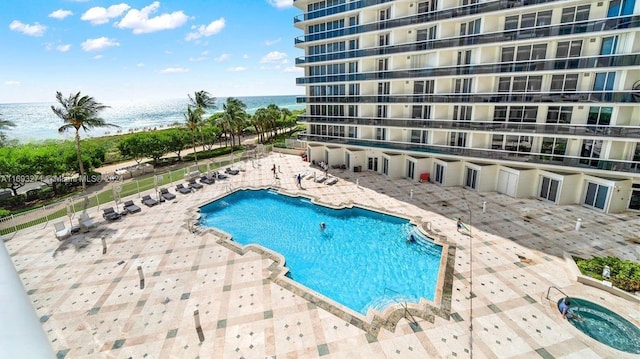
383,287,419,326
546,286,568,301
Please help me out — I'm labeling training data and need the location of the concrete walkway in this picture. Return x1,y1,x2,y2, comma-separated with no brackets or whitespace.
5,153,639,358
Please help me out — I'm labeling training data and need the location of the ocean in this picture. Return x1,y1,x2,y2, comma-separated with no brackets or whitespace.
0,95,303,143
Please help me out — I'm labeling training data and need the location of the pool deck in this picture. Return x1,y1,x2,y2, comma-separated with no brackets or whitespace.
4,153,640,359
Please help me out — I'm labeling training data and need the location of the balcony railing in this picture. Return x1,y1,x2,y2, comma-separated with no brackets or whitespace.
296,115,640,139
296,91,639,104
295,16,640,64
294,0,394,23
297,134,640,174
296,54,640,84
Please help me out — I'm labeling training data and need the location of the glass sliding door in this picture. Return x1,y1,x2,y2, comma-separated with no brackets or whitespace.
465,167,478,190
434,163,445,184
539,177,560,202
584,182,609,210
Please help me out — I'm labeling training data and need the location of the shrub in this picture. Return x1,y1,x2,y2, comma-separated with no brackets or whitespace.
574,256,640,292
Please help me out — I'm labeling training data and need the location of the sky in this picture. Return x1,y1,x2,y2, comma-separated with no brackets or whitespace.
0,0,304,103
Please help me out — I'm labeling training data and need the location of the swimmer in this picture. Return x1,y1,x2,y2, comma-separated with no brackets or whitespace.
320,222,326,231
407,234,416,243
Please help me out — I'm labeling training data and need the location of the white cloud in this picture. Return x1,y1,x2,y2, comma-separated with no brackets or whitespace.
81,37,120,51
267,0,293,9
228,66,247,72
185,18,225,41
49,9,73,20
116,1,189,34
81,4,130,25
189,56,207,62
242,54,249,59
93,54,103,60
56,44,71,52
160,67,189,73
283,66,303,73
214,53,230,62
136,62,145,67
264,37,281,46
9,20,47,36
3,81,21,86
260,51,287,63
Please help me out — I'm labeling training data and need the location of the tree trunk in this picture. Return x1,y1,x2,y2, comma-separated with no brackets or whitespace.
191,129,199,164
75,129,86,191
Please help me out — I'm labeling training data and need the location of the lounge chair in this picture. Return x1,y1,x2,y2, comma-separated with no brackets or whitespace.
142,195,159,207
78,212,96,232
225,167,239,175
200,175,215,185
215,171,228,180
315,174,327,183
176,183,192,194
103,207,121,221
123,200,142,214
160,188,176,200
325,177,338,185
188,178,203,190
54,221,71,240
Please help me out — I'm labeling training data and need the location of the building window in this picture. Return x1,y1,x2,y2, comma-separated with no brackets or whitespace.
593,72,615,91
348,83,360,96
417,26,437,41
348,105,358,117
418,0,437,13
378,58,388,71
550,74,579,91
607,0,636,17
541,137,568,161
502,44,547,62
556,40,583,58
494,106,537,122
449,132,467,147
505,10,552,30
377,105,388,118
600,36,618,55
349,15,359,26
349,39,359,50
378,33,389,46
546,106,573,124
587,107,612,128
453,105,472,121
461,19,481,36
454,78,473,93
410,130,428,144
560,5,591,23
379,8,390,21
505,135,532,152
457,50,472,65
348,61,358,73
412,105,431,119
348,126,358,138
414,80,434,94
377,82,390,95
376,127,387,140
580,139,603,166
498,76,542,92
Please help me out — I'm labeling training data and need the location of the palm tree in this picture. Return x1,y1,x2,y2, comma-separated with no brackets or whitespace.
188,91,216,151
51,92,116,191
184,105,203,164
222,98,248,147
0,115,15,147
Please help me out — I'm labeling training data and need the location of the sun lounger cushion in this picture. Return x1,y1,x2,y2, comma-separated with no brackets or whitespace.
200,175,215,185
123,200,142,213
54,221,71,240
160,188,176,200
142,195,158,207
103,207,121,221
188,179,203,190
176,183,192,194
325,177,338,185
315,175,327,183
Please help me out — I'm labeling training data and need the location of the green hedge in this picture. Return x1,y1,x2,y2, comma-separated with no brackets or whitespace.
574,256,640,292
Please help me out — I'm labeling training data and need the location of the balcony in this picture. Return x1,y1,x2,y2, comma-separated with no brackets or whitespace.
296,116,640,139
297,134,640,174
296,54,640,84
294,0,393,23
295,16,640,64
296,91,639,104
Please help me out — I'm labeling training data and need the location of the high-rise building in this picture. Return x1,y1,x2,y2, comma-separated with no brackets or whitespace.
294,0,640,213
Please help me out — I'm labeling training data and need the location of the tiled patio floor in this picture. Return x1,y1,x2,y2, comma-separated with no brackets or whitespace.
5,153,640,358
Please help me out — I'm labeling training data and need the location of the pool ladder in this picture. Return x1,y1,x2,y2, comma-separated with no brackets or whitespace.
384,288,419,327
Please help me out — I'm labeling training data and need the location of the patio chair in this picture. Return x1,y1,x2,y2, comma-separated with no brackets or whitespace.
188,178,203,190
78,212,97,232
54,221,71,240
315,174,327,183
200,175,215,185
102,207,122,221
215,171,228,180
160,188,176,200
142,195,159,207
176,183,192,194
123,200,142,214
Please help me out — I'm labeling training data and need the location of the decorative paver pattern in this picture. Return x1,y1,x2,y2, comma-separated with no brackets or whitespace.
4,153,640,358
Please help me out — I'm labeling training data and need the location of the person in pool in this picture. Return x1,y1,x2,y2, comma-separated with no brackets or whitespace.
407,234,416,243
320,222,326,231
559,297,575,319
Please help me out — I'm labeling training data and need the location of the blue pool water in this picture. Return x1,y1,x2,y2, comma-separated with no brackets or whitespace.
199,190,443,315
559,298,640,354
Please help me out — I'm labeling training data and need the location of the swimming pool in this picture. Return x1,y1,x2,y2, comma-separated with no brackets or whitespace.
199,189,443,315
559,297,640,354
